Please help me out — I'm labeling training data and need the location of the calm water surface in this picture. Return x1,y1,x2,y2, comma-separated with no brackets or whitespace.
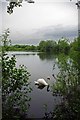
8,51,61,118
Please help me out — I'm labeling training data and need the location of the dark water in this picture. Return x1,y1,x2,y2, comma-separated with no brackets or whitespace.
8,52,61,118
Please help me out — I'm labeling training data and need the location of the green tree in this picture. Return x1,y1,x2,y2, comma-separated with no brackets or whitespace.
70,38,78,52
48,37,80,120
38,40,57,53
57,38,70,54
1,29,32,119
1,29,11,53
38,40,46,52
45,40,56,52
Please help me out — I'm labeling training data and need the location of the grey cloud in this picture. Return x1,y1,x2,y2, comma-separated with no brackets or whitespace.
11,25,78,45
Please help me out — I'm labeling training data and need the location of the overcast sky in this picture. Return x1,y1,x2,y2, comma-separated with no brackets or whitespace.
1,0,78,44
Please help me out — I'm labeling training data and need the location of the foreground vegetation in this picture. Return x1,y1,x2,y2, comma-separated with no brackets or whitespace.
1,29,32,119
43,37,80,120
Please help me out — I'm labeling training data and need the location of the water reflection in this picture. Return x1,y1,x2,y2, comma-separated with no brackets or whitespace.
37,52,56,61
7,51,37,56
35,84,46,89
35,84,50,92
8,51,60,118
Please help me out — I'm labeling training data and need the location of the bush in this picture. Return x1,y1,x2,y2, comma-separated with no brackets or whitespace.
1,29,32,119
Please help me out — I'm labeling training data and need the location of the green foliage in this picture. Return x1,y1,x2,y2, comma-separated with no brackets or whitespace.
70,38,80,65
50,37,80,119
52,55,78,95
1,30,32,119
38,38,70,54
70,38,78,51
1,29,11,53
42,38,80,119
6,38,70,54
2,54,32,119
38,40,57,52
7,44,37,52
44,43,80,119
58,38,70,54
5,37,77,56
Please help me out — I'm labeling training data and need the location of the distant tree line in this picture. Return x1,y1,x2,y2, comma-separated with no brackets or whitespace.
6,44,37,52
4,37,78,55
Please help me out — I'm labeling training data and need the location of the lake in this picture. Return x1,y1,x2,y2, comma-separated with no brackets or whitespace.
8,51,61,118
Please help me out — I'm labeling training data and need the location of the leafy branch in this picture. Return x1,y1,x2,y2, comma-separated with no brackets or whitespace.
7,0,35,14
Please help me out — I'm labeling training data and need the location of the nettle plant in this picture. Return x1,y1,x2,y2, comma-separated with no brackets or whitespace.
2,29,32,119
